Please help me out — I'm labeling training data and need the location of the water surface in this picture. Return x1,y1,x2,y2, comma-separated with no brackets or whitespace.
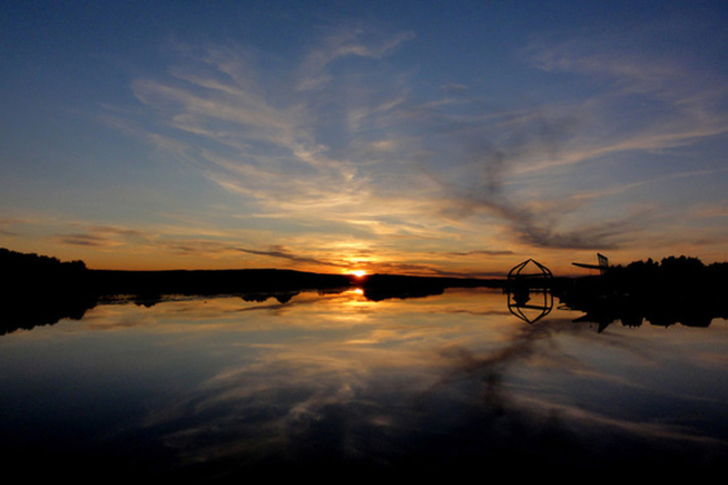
1,288,726,478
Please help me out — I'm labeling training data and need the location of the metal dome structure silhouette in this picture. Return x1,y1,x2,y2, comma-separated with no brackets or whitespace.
506,259,553,324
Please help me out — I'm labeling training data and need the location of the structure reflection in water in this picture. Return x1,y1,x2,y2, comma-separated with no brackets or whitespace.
505,259,554,324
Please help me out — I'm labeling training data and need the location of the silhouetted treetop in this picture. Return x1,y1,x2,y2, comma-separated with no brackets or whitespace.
609,255,727,279
0,247,86,272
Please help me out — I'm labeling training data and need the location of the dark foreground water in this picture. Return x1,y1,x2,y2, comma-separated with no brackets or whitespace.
1,288,726,479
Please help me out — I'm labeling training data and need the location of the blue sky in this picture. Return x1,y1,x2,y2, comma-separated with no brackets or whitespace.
1,1,727,275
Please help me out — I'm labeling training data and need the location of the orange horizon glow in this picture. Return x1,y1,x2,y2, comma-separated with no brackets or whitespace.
3,239,726,280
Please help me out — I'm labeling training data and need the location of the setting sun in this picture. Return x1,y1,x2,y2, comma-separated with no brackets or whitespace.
350,270,368,278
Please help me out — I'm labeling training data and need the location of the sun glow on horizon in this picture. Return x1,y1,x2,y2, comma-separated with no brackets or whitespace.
350,270,368,278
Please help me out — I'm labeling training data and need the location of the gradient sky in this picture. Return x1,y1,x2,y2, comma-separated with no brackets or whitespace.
2,1,727,276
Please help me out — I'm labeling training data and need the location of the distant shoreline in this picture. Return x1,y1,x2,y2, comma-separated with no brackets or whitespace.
85,268,507,298
3,247,727,302
0,247,508,299
2,247,726,335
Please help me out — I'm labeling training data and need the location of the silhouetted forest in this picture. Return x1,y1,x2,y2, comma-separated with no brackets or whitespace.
0,248,86,276
551,256,728,330
557,255,728,295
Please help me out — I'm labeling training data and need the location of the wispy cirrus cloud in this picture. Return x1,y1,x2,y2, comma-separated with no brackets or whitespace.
295,27,415,91
427,28,728,251
123,34,637,253
522,30,728,170
0,218,26,237
123,31,431,233
234,245,342,269
109,21,727,267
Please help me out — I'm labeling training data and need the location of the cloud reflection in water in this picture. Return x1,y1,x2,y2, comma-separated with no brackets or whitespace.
2,288,726,478
93,289,727,475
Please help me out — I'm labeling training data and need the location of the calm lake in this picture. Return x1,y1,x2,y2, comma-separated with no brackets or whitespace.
1,287,726,479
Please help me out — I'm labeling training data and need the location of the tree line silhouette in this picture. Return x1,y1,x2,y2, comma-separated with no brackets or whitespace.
1,247,86,276
552,256,728,330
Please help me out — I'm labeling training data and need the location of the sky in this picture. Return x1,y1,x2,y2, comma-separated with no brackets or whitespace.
1,1,727,276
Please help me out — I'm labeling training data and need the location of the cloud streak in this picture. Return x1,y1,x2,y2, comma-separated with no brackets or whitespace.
101,20,728,271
